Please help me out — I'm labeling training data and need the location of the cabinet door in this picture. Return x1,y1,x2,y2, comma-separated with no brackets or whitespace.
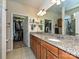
41,41,58,57
37,42,41,59
30,35,33,49
34,39,37,56
32,38,34,52
59,50,78,59
41,45,46,59
47,51,58,59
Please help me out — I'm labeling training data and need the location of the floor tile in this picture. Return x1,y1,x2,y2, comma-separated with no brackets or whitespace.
7,47,36,59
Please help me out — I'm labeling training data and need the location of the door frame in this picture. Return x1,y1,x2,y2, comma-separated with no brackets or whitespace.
11,12,30,51
1,0,6,59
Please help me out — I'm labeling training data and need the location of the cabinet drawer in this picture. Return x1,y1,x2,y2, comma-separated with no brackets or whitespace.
41,40,58,57
47,51,58,59
59,50,78,59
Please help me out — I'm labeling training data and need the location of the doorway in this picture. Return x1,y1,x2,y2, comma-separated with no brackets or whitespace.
13,14,28,49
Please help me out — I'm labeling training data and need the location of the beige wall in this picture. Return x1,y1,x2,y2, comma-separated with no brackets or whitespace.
0,1,2,59
6,0,38,51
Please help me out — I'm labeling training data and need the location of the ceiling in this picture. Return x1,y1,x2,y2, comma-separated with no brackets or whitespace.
10,0,79,13
64,0,79,10
10,0,45,9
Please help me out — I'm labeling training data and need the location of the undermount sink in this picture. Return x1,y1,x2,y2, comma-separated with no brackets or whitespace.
49,39,61,42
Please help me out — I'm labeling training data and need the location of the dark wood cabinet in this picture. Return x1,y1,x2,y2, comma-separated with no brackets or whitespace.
30,35,33,49
42,42,58,57
37,41,41,59
30,35,78,59
34,38,37,56
30,35,37,56
57,18,62,27
41,45,46,59
47,51,58,59
59,50,78,59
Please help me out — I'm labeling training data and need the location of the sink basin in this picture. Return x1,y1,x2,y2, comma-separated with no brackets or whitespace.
49,39,61,42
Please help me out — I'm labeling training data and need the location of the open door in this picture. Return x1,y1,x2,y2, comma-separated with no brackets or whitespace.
22,16,28,47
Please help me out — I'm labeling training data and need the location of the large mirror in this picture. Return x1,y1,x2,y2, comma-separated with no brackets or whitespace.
63,0,79,36
40,0,79,36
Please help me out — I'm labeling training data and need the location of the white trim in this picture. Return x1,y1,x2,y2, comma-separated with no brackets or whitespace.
10,13,13,51
2,0,6,59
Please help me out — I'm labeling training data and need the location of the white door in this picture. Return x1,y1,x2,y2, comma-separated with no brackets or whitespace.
23,17,28,47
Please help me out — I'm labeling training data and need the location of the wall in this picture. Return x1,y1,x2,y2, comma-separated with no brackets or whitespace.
66,7,79,15
0,0,6,59
0,0,2,59
0,1,2,58
39,11,61,33
6,0,38,51
73,12,79,35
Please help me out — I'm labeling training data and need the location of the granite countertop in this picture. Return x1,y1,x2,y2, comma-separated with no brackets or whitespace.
31,32,79,58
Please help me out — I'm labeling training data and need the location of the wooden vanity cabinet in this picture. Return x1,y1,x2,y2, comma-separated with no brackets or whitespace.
30,35,79,59
30,35,41,59
41,40,58,58
30,35,33,49
47,51,58,59
36,39,41,59
33,37,37,56
41,45,47,59
43,42,58,57
30,35,37,56
59,50,78,59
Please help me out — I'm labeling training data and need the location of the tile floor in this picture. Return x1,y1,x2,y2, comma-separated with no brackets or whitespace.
7,47,36,59
13,41,24,49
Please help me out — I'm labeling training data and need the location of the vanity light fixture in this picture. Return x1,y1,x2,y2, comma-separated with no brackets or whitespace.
51,0,65,5
37,9,46,16
56,0,61,5
37,10,42,16
51,0,57,4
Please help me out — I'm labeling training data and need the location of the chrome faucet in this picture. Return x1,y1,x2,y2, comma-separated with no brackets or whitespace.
57,35,64,39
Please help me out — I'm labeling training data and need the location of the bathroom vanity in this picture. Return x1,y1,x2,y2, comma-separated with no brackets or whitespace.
30,33,79,59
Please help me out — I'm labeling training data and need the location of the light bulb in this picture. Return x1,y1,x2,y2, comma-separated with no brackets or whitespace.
51,0,57,4
40,11,46,16
43,11,46,15
37,10,42,16
37,9,46,16
56,0,61,5
40,12,43,16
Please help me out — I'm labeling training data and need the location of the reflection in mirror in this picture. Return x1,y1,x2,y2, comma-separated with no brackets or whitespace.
64,0,79,36
64,15,75,35
39,4,62,34
39,0,79,36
